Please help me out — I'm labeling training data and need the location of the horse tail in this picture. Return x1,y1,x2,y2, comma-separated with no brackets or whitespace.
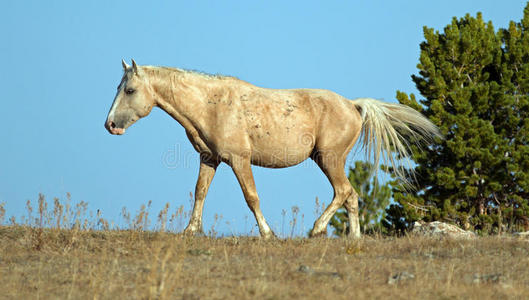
352,98,442,186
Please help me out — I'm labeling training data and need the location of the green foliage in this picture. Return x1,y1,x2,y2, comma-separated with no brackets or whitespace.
330,161,391,236
381,204,410,236
388,7,529,234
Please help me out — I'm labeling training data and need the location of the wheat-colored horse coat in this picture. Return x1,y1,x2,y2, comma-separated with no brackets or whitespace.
105,60,441,238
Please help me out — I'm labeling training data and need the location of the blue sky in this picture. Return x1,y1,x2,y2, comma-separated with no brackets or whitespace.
1,1,526,236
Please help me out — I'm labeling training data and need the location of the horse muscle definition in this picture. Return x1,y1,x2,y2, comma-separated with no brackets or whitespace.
105,60,441,238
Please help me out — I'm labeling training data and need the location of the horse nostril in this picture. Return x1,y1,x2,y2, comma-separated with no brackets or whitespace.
105,120,117,132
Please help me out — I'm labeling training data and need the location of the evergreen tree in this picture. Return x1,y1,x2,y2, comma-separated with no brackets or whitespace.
330,161,391,236
388,6,529,234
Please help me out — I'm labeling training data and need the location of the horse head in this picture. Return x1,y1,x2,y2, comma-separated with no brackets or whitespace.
105,59,155,135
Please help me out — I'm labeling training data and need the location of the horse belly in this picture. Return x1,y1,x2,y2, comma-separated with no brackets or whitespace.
240,88,320,168
248,120,316,168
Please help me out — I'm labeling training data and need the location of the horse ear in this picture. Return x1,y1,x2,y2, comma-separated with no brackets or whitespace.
122,59,130,70
131,59,138,74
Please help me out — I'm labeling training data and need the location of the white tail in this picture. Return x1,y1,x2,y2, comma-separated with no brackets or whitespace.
353,98,442,186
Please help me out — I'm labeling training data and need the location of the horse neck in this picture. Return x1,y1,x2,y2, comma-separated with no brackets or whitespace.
148,67,212,130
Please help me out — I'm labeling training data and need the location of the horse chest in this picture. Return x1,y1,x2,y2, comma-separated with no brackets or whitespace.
185,130,212,155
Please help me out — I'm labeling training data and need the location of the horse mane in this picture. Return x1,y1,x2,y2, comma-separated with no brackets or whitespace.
141,65,235,80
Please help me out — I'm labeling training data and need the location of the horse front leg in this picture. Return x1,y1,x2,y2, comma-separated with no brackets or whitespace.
230,155,275,239
183,159,218,235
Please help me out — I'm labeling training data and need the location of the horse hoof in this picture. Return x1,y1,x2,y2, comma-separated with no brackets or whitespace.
183,229,205,237
309,230,328,238
261,231,277,240
346,233,362,240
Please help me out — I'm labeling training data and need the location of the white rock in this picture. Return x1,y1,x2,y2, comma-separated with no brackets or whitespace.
411,221,476,239
388,271,415,284
513,231,529,238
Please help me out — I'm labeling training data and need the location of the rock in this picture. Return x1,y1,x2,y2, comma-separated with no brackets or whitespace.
298,265,313,274
472,273,503,284
388,271,415,284
513,231,529,238
411,221,476,239
297,265,341,279
187,249,212,256
472,273,512,288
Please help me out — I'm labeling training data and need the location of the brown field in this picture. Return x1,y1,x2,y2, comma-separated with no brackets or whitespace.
1,225,528,300
1,198,528,299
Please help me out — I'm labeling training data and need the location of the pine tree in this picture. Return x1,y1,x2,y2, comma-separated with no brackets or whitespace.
388,6,529,234
330,161,391,236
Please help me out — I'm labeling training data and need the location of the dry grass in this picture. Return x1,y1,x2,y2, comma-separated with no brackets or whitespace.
1,197,528,299
1,227,528,299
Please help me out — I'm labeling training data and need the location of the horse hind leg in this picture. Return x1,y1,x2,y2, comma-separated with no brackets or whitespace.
310,151,358,238
343,189,361,238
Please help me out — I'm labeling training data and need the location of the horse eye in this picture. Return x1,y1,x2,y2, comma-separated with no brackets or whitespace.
125,88,135,95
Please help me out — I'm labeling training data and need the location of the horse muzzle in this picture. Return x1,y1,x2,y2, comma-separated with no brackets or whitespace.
105,120,126,135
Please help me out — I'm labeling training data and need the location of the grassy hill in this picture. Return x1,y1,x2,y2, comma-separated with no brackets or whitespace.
1,225,528,299
1,197,528,299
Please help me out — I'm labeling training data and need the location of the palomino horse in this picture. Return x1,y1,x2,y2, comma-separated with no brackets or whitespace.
105,59,440,238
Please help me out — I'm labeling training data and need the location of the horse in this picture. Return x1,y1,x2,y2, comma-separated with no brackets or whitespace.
105,59,441,238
